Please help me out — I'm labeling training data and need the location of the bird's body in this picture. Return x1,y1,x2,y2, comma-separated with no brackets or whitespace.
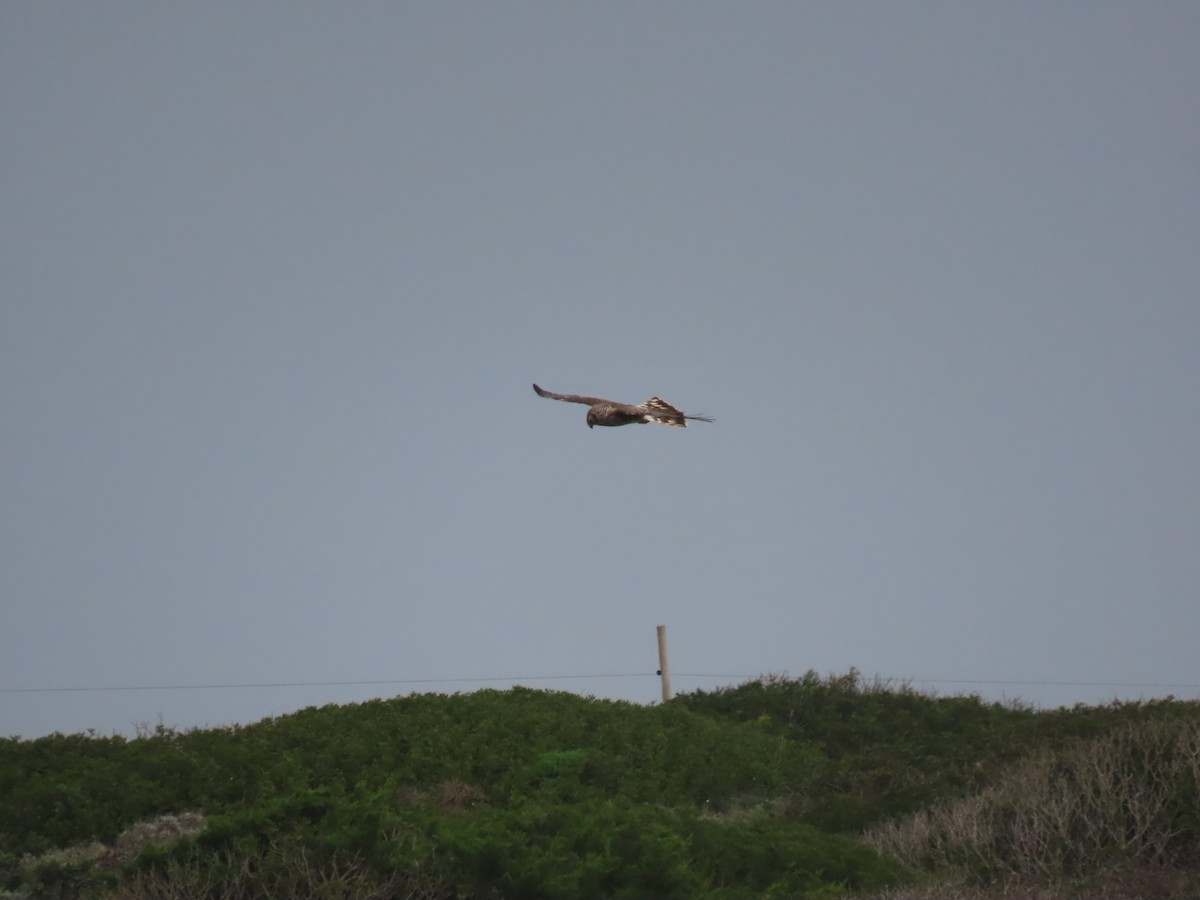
532,384,714,429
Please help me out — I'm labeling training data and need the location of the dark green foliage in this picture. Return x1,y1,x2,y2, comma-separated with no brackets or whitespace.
675,671,1200,833
690,817,906,898
3,675,1198,898
0,688,814,857
433,799,704,899
0,729,204,855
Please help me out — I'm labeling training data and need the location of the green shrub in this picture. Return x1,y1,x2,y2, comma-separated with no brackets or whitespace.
435,799,701,899
5,678,1199,898
692,817,909,898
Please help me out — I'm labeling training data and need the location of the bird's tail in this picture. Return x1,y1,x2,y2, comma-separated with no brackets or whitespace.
639,397,714,427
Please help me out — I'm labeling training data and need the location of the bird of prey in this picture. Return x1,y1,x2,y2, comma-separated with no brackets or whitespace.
533,383,714,429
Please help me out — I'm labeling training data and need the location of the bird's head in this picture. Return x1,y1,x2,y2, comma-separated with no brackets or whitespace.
586,409,597,429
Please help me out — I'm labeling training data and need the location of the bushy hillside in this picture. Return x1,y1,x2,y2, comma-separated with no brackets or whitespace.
2,674,1198,899
675,670,1200,832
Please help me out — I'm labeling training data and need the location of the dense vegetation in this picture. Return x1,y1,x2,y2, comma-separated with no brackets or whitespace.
1,672,1197,899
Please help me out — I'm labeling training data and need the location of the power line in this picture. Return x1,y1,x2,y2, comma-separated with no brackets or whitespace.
907,677,1200,691
2,673,1198,695
0,674,653,694
679,674,1200,691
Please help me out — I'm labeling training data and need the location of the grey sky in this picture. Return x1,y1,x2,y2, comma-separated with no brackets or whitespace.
3,3,1198,739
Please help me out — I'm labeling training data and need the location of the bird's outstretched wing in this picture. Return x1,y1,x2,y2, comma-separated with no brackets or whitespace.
532,384,612,407
639,396,716,427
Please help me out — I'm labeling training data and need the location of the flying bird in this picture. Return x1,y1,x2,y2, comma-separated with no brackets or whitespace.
532,383,714,429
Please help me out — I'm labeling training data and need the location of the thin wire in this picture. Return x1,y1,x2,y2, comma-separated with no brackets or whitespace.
676,674,1200,691
2,673,1197,695
0,674,652,694
906,677,1200,690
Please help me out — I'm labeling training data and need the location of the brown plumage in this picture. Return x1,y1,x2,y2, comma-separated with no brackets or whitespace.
532,384,714,429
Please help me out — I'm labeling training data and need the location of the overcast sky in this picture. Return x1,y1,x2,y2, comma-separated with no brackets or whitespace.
3,3,1198,739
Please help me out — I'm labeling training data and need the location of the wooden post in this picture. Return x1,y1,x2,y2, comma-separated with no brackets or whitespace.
656,624,672,702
